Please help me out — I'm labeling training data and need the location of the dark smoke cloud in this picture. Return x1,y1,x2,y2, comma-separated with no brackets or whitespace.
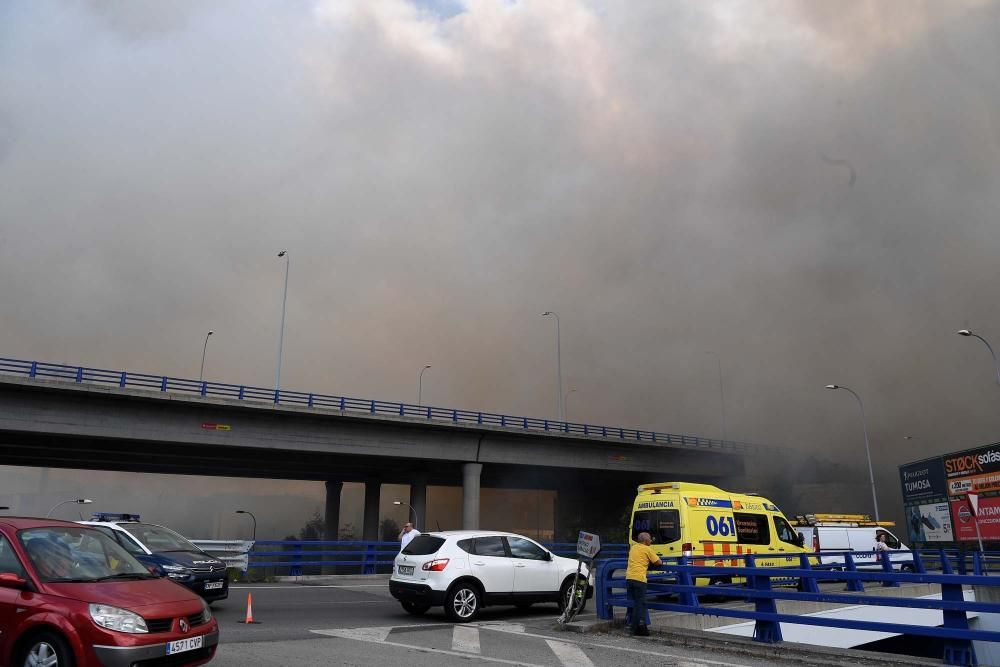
2,1,1000,523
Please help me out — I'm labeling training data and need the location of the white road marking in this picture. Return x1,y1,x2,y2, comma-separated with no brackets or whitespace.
546,639,595,667
311,628,546,667
485,625,751,667
452,625,481,653
475,621,525,633
314,626,392,642
311,622,752,667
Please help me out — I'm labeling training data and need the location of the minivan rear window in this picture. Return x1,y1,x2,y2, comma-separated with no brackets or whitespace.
402,535,445,555
632,510,680,544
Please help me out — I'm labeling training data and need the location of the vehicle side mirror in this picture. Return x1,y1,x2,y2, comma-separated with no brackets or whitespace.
796,534,805,547
545,552,553,561
147,565,164,577
0,572,27,589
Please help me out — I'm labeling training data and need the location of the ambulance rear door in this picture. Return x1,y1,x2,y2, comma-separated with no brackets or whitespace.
631,497,682,556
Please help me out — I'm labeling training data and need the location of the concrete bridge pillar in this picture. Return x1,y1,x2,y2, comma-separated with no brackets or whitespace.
324,480,343,540
363,479,380,541
462,463,482,530
410,474,428,532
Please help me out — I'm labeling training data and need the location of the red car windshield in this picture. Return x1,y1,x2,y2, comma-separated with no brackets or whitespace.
19,526,152,583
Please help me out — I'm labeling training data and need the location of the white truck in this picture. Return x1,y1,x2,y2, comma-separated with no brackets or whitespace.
793,514,915,571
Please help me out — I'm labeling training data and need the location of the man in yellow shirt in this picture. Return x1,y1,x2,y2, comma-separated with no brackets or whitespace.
626,532,661,636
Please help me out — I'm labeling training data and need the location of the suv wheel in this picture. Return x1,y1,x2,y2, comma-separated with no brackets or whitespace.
445,583,481,622
401,600,431,616
20,632,74,667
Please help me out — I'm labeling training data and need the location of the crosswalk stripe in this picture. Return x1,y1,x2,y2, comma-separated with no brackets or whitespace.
545,639,595,667
452,625,481,653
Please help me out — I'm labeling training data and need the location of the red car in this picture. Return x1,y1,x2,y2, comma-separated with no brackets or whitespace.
0,517,218,666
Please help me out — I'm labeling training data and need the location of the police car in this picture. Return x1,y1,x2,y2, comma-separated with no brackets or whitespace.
79,513,229,603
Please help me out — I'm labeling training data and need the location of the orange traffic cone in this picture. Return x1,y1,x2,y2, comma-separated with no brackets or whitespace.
239,593,259,624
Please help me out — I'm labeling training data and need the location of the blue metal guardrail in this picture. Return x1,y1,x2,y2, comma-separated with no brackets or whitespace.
246,541,629,576
0,356,753,452
596,549,1000,666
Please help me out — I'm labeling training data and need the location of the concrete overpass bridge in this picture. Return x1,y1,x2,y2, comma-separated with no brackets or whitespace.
0,357,762,540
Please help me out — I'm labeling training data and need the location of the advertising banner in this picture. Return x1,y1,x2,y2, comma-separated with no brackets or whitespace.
905,502,954,542
899,459,948,502
950,496,1000,541
944,445,1000,496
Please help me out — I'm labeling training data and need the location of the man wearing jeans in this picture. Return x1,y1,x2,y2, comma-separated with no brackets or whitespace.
626,532,662,636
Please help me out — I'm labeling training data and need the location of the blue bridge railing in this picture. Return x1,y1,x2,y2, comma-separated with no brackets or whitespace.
596,550,1000,666
244,540,628,575
0,356,753,451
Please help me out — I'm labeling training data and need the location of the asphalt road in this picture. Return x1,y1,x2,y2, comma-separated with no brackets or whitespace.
204,582,802,666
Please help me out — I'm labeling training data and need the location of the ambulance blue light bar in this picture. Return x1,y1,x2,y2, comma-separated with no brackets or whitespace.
91,512,141,522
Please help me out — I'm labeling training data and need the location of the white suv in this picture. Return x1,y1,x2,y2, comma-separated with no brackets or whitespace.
388,531,590,622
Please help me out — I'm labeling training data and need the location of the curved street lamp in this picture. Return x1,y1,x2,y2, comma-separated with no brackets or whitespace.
393,500,419,530
825,384,879,522
275,250,290,399
418,365,432,406
235,510,257,541
957,329,1000,385
542,312,563,422
199,330,214,383
46,498,93,518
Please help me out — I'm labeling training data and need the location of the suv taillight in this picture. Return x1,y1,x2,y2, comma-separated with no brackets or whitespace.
422,559,449,572
812,533,820,552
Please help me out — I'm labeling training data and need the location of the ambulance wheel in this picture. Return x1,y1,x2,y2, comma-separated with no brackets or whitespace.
708,576,730,587
401,601,431,616
901,564,915,573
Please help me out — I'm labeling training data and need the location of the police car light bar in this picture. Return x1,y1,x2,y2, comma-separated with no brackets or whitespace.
91,512,141,522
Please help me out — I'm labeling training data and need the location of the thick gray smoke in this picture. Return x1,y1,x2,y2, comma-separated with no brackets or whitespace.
2,1,1000,524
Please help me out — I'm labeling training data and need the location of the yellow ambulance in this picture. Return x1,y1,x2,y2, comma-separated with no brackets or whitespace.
628,482,812,583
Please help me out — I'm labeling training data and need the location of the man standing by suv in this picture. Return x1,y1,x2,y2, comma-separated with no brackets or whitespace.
399,522,420,551
626,532,661,636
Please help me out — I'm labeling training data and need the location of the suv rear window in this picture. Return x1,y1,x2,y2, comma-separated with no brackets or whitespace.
402,535,445,555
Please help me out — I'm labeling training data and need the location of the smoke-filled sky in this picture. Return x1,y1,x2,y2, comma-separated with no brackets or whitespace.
2,0,1000,520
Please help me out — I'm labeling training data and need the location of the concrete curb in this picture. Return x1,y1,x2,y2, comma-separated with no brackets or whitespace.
570,620,940,666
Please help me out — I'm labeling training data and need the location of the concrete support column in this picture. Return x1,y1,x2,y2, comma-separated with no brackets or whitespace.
462,463,483,530
410,474,428,532
363,479,381,541
324,481,343,540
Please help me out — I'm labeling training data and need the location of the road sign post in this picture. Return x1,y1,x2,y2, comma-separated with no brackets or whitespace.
969,493,985,558
559,531,601,626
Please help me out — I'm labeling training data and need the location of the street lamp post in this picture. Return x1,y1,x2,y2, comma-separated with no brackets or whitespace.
199,330,214,383
393,500,419,529
825,384,879,522
564,388,577,421
46,498,93,518
275,250,290,400
704,351,728,441
418,365,432,406
957,329,1000,385
542,311,564,422
235,510,257,541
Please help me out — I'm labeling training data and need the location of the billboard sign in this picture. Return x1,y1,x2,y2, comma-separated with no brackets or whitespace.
944,445,1000,496
899,459,948,502
950,496,1000,541
905,502,954,542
